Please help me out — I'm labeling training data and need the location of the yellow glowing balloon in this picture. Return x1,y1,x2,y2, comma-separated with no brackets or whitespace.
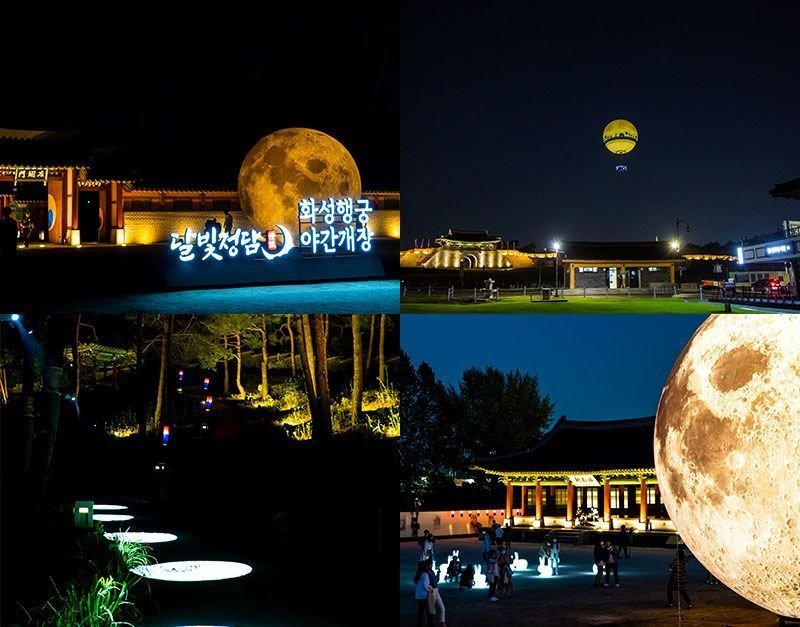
602,119,638,154
238,128,361,241
655,314,800,619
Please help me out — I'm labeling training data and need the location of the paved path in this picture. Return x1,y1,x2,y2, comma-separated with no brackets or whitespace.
401,538,777,626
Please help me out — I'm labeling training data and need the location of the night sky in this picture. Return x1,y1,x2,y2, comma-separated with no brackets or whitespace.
402,314,706,421
401,3,800,248
1,7,397,189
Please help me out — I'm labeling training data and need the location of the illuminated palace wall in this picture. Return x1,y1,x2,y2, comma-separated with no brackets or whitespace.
124,190,399,245
400,247,535,270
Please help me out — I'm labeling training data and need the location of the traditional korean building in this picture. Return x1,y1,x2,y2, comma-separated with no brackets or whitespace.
0,128,400,247
472,417,675,532
400,228,539,270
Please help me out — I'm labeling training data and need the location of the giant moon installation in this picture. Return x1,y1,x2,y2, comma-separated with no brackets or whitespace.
654,314,800,618
238,128,361,241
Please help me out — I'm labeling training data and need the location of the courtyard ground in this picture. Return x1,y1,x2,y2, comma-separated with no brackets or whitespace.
400,295,757,314
400,537,778,626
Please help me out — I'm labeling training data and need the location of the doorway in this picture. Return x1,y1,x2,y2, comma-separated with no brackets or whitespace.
608,267,618,289
628,268,640,288
79,192,100,243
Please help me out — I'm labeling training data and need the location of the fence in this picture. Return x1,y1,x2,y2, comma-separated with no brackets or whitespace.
401,282,686,302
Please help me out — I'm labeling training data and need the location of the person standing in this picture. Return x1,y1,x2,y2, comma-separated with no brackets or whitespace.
20,209,34,248
0,207,18,256
414,559,435,627
425,560,447,626
495,522,504,549
603,540,619,587
486,550,500,601
666,548,693,609
618,524,630,559
503,521,512,550
593,540,607,587
481,529,492,566
551,535,561,575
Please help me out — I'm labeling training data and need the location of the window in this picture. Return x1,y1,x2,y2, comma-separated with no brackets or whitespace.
610,487,629,509
578,267,598,273
647,267,659,272
130,200,151,211
213,199,232,212
634,486,657,505
554,488,567,507
173,199,193,211
526,489,535,509
585,488,598,509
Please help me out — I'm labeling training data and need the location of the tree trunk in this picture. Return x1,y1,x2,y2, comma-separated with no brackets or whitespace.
73,314,81,400
365,314,376,377
153,315,172,433
311,314,332,443
235,332,245,397
222,334,230,395
136,314,146,437
260,315,269,400
350,314,363,426
295,316,318,419
301,314,316,395
378,314,387,386
287,314,296,378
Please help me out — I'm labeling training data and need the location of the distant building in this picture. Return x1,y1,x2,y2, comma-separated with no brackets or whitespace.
473,417,675,532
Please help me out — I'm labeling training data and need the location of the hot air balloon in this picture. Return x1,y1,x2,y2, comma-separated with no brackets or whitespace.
602,119,638,172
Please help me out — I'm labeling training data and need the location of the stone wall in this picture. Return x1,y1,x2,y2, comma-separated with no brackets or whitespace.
574,269,607,288
124,209,400,244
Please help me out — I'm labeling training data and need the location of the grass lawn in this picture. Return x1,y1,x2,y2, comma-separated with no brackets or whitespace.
400,295,756,314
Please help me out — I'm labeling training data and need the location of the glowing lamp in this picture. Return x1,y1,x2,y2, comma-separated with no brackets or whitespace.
655,315,800,618
671,240,680,250
602,119,638,154
537,557,553,577
74,501,93,528
161,425,171,446
592,563,598,575
450,511,455,518
131,560,252,582
94,514,133,522
203,377,210,389
472,564,487,588
178,370,184,382
552,241,560,251
11,314,20,321
94,505,128,511
104,532,177,544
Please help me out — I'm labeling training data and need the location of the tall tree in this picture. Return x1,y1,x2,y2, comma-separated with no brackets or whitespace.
153,315,174,432
72,314,81,400
286,314,296,378
378,314,386,386
365,314,376,376
350,314,363,426
136,313,146,437
451,366,554,459
295,315,318,419
222,334,230,395
311,314,332,443
258,315,269,400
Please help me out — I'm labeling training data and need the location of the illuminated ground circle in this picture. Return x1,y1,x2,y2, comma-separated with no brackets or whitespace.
94,514,134,522
131,560,253,582
104,532,177,544
93,504,129,511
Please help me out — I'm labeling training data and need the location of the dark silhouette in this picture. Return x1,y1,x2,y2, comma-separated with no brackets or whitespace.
667,548,693,608
0,207,18,256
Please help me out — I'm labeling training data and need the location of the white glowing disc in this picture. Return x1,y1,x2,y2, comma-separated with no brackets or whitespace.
131,560,253,582
93,504,129,511
94,514,134,522
104,532,177,544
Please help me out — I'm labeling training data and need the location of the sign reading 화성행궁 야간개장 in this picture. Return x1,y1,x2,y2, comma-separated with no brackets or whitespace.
168,197,374,262
298,197,374,255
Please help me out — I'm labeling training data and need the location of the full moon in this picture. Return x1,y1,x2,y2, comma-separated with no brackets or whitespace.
237,128,361,240
655,314,800,618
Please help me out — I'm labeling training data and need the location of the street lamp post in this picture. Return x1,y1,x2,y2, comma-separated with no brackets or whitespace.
552,241,561,296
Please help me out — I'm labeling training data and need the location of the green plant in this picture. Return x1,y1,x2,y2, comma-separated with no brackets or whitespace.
27,575,137,626
111,536,154,572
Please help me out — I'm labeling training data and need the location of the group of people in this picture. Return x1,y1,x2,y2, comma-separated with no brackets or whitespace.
0,207,35,255
538,534,561,574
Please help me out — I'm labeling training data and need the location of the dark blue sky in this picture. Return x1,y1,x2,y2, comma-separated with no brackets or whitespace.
402,315,706,421
401,3,800,248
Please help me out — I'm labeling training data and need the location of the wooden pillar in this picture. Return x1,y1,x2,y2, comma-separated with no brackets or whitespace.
669,264,676,284
640,477,648,524
603,477,611,523
505,482,513,520
66,166,80,245
535,479,543,525
520,486,528,516
566,480,574,524
569,265,575,288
